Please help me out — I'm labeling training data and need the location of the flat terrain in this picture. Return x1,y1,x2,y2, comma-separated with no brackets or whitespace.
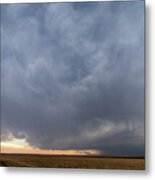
0,154,145,170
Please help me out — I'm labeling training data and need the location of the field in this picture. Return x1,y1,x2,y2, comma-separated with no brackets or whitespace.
0,154,145,170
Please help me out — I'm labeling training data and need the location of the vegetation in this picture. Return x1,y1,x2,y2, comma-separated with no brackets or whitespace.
0,154,145,170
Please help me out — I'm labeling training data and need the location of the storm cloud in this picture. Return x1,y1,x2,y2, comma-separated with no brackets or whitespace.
1,1,144,156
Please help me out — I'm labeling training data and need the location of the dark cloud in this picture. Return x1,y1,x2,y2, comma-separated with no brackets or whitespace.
1,1,144,156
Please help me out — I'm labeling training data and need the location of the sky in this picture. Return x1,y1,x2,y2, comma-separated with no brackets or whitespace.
1,1,144,156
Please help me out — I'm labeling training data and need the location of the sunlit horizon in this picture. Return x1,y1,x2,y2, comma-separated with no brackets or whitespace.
1,138,101,156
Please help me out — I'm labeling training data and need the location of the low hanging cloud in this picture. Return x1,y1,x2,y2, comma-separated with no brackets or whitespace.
1,1,144,156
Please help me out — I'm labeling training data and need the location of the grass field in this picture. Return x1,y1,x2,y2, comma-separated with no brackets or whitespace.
0,154,145,170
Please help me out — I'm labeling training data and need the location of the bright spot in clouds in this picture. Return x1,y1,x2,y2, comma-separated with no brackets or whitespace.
1,138,100,155
1,138,29,149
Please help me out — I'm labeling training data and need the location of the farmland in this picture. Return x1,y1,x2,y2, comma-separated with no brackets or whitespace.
0,154,145,170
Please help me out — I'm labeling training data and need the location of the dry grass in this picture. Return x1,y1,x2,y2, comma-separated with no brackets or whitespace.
0,154,145,170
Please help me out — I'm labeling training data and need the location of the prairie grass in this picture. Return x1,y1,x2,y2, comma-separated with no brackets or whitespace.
0,154,145,170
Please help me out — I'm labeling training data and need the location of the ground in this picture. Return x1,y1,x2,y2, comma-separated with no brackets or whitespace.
0,154,145,170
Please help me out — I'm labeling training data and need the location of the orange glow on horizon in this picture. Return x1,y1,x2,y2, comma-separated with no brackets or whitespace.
1,139,100,156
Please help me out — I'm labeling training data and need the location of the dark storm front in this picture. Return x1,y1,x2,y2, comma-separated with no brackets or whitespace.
1,1,144,169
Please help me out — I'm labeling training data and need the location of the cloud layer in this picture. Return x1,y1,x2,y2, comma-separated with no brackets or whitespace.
1,1,144,156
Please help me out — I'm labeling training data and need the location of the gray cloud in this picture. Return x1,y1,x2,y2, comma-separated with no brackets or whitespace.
1,1,144,156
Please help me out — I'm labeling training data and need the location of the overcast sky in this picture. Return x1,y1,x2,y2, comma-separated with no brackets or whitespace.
1,1,144,156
